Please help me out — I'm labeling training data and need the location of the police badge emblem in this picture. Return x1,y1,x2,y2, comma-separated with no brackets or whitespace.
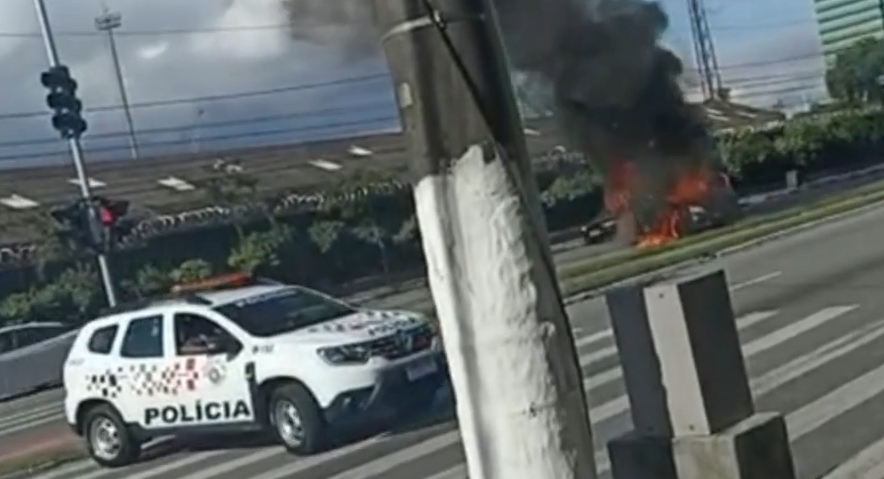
204,362,226,385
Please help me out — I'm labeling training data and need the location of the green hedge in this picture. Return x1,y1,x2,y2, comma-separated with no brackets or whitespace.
1,108,882,327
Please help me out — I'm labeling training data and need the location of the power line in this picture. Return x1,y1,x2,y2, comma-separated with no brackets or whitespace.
0,100,394,149
0,57,828,124
0,23,299,38
0,73,389,121
0,115,400,164
712,19,813,31
0,74,826,151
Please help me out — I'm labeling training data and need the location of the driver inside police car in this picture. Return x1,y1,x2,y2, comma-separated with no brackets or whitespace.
176,315,224,355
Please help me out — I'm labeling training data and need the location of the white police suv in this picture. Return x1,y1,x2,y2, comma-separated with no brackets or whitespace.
63,274,445,467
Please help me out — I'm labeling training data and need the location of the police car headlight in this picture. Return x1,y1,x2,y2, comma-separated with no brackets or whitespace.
318,344,371,365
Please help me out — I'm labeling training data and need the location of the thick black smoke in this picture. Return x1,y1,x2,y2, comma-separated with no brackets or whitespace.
495,0,713,206
282,0,714,215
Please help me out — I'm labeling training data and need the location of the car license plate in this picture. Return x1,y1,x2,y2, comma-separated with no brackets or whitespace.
405,357,438,381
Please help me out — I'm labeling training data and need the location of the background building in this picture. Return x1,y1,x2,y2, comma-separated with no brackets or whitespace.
814,0,884,58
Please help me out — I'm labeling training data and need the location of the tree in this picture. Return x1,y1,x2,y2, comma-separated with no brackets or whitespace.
228,224,293,274
195,158,262,240
825,37,884,105
6,208,69,279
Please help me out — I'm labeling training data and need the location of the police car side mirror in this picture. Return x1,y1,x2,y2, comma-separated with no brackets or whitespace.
219,336,242,360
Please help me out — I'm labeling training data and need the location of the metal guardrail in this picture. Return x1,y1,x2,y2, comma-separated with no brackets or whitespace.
0,330,77,401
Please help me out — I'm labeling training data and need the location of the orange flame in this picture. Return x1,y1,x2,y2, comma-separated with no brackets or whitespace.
603,158,713,248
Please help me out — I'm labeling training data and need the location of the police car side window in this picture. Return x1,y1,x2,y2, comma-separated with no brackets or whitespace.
120,316,164,358
174,314,237,356
87,325,118,354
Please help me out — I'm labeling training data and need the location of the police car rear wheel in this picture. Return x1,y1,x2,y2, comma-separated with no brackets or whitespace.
270,384,325,455
84,405,139,467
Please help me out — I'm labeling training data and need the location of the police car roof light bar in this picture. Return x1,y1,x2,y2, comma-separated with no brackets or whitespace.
170,272,255,294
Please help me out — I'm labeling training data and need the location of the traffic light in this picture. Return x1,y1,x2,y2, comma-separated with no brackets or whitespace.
95,196,133,250
40,65,87,140
49,199,98,253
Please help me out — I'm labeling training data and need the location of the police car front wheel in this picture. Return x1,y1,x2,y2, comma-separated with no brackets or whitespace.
270,383,326,455
83,405,140,467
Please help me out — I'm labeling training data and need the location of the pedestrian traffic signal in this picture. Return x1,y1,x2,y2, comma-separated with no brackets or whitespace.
40,65,87,140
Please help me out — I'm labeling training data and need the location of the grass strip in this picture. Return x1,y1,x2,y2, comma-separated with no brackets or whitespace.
559,179,884,295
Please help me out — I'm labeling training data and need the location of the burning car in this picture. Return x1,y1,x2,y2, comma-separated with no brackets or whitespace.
581,213,617,245
602,157,742,247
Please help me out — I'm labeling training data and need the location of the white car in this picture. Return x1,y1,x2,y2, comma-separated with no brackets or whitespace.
62,274,445,467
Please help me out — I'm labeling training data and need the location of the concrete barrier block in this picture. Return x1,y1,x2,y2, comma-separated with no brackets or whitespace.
606,269,754,437
673,413,796,479
608,413,796,479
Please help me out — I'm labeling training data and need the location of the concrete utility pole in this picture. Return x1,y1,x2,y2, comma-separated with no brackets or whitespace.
370,0,597,478
33,0,118,306
95,7,140,160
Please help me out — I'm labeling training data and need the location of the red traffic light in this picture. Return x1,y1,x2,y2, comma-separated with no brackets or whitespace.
96,197,129,226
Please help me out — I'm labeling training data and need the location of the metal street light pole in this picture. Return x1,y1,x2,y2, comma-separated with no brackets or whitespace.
95,8,140,160
33,0,118,306
879,0,884,32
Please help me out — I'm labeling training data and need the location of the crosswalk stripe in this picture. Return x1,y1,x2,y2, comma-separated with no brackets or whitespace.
582,310,779,392
323,433,461,479
821,434,884,478
0,411,66,437
752,319,884,395
743,306,858,356
574,328,612,348
248,431,461,479
788,349,884,439
27,460,95,479
588,306,847,424
0,402,60,424
171,448,283,479
176,432,399,479
0,405,63,431
570,275,775,352
425,464,467,479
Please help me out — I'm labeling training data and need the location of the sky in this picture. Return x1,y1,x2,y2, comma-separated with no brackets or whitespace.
0,0,828,170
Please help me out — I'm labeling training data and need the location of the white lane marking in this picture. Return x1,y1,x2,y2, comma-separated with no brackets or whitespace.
0,402,60,423
788,345,884,439
729,271,782,292
321,433,460,479
820,432,884,478
595,313,882,474
589,306,855,424
69,451,226,479
174,432,395,479
752,319,884,395
0,411,66,436
574,328,612,348
570,272,779,354
123,451,229,479
744,306,857,356
425,463,467,479
583,310,778,392
578,309,778,371
26,460,95,479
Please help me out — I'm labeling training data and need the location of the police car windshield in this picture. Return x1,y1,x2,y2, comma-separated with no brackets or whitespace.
214,287,356,337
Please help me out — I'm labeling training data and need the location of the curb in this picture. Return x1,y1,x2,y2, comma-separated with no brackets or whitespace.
562,192,884,305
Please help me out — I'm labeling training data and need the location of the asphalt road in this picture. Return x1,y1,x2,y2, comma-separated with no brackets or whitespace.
6,190,884,477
